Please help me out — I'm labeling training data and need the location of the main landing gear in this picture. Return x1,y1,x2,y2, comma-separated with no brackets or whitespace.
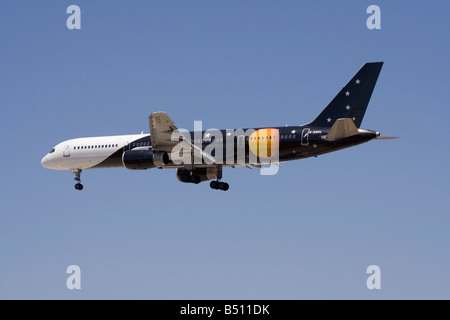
210,180,229,191
72,169,83,191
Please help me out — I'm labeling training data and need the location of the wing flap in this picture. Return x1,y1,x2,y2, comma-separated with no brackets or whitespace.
148,112,216,165
149,112,179,151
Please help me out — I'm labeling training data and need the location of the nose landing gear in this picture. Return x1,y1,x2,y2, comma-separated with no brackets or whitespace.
75,183,83,190
71,169,84,191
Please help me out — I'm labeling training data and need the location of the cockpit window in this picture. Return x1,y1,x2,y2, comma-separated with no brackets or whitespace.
49,148,55,154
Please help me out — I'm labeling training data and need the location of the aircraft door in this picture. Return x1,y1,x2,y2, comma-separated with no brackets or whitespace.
63,144,71,157
301,128,310,146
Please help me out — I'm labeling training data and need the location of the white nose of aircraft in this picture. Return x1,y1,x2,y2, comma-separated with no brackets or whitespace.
41,146,59,169
41,151,59,169
41,155,50,168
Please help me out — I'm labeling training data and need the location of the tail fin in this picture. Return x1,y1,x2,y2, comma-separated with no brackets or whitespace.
307,62,383,128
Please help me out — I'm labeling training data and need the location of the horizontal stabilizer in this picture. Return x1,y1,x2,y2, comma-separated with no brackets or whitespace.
325,118,359,141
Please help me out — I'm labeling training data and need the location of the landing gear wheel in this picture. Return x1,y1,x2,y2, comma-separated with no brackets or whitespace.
210,181,218,189
71,169,83,191
181,173,190,182
210,180,229,191
190,175,201,184
74,183,84,190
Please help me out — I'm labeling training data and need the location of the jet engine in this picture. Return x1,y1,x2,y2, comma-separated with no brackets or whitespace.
176,167,220,184
122,149,169,170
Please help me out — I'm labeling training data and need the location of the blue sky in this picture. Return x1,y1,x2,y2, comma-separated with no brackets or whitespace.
1,1,449,299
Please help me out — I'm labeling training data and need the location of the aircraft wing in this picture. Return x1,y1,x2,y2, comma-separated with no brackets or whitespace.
148,112,216,164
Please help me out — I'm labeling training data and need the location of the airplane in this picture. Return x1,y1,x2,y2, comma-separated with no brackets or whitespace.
41,62,396,191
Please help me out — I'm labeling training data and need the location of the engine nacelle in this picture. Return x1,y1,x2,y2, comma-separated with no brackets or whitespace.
176,167,221,183
122,149,169,170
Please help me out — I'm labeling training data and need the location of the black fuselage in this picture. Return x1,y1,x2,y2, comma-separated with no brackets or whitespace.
93,125,377,169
